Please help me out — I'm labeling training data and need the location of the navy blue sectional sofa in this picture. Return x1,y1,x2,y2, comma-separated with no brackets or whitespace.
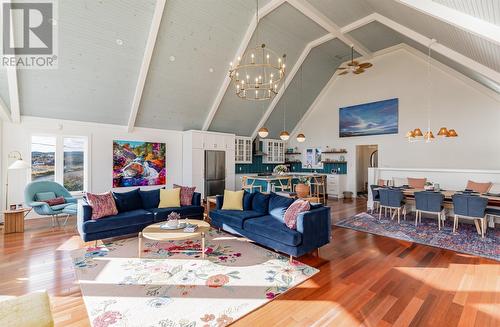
77,188,204,242
210,192,331,257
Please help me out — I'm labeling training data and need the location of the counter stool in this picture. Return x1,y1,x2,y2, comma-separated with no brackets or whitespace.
272,177,292,193
309,175,326,204
241,176,262,193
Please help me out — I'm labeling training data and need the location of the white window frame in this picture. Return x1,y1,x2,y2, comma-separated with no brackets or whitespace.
30,133,90,196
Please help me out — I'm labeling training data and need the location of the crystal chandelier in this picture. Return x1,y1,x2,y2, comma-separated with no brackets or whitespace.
406,39,458,143
229,0,286,101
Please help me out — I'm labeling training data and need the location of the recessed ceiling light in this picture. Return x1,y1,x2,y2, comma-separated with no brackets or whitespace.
169,55,176,62
116,39,123,45
209,68,214,73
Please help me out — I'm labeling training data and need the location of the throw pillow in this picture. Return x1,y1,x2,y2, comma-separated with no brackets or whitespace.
139,188,162,209
243,191,255,210
159,188,181,208
489,183,500,194
377,179,386,186
221,190,244,210
466,180,492,193
407,177,426,189
268,193,295,222
36,191,56,202
252,192,270,214
112,188,143,212
284,200,310,229
86,192,118,219
173,184,196,206
44,196,65,206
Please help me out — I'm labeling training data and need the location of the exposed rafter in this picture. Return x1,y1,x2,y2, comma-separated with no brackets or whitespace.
0,96,11,122
201,0,286,131
251,34,335,139
286,0,372,58
340,13,378,34
374,13,500,85
394,0,500,46
127,0,166,132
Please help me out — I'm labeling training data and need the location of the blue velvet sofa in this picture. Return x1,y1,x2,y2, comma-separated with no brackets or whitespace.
210,192,331,257
77,188,204,242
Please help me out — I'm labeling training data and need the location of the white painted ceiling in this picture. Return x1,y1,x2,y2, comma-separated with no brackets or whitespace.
0,0,498,138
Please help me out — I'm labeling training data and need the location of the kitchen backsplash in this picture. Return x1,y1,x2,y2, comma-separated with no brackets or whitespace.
235,155,347,174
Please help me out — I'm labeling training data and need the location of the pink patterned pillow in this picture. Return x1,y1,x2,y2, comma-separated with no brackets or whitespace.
86,192,118,219
173,184,196,206
284,199,310,229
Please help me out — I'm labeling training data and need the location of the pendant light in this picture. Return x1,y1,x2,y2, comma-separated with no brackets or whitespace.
296,65,306,143
280,55,289,141
406,39,458,143
258,127,269,138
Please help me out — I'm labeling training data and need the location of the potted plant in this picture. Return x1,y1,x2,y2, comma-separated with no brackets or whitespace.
166,212,181,228
424,182,434,191
273,164,288,175
295,176,310,198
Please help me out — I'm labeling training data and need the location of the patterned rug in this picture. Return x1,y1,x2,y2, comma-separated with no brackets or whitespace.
335,212,499,261
71,229,318,327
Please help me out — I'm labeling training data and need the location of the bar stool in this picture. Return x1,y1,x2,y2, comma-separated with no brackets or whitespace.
378,188,407,223
452,194,488,237
309,175,326,204
272,177,292,193
370,185,381,214
414,191,445,230
241,176,262,193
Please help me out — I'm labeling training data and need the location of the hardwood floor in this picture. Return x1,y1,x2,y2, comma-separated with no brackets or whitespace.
0,198,498,326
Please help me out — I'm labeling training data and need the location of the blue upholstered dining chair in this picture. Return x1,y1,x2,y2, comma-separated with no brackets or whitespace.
378,188,407,223
415,191,445,230
452,194,488,237
370,185,381,214
24,181,77,226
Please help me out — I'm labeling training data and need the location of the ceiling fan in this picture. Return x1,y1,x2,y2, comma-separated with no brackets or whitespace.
337,46,373,75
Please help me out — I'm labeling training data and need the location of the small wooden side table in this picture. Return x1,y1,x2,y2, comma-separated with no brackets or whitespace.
3,208,31,234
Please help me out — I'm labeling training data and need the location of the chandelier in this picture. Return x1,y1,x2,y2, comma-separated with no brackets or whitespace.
229,1,286,101
406,39,458,143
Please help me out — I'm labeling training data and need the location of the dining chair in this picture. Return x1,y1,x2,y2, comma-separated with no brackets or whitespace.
414,191,445,230
452,194,488,237
370,185,381,214
378,188,407,223
241,176,262,193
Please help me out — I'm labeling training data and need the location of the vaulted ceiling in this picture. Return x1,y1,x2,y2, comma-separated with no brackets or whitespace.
1,0,498,138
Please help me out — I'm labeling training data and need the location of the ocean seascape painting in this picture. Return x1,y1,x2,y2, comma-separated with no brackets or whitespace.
339,98,399,137
113,140,166,187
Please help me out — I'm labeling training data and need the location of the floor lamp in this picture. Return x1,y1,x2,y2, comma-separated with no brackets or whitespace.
5,151,31,210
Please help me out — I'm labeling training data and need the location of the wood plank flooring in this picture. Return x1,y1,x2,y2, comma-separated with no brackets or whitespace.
0,198,498,326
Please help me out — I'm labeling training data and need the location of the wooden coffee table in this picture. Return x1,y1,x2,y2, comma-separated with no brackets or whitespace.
138,219,211,258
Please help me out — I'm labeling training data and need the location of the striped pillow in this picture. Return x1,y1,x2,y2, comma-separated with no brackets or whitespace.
284,199,310,230
173,184,196,206
86,192,118,219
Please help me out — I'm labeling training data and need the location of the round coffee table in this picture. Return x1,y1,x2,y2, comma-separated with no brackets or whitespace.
138,219,211,258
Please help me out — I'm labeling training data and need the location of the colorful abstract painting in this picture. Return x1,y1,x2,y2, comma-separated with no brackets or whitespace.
113,140,166,187
339,98,399,137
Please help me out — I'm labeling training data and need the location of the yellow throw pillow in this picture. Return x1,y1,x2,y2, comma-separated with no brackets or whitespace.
222,190,244,210
159,188,181,208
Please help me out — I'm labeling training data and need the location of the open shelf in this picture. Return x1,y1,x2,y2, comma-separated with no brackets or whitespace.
285,152,301,155
321,161,347,164
322,150,347,154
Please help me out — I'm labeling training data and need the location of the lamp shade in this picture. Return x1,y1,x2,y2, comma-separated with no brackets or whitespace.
413,128,423,137
437,127,449,137
258,127,269,138
296,133,306,142
447,129,458,137
8,159,30,170
279,131,290,141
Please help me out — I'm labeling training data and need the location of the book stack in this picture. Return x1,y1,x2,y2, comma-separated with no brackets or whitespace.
183,223,198,233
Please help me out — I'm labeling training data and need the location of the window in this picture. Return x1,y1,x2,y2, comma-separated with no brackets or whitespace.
31,136,56,182
63,137,86,192
31,135,89,193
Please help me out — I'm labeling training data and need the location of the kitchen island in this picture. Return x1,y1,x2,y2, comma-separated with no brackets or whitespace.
242,173,328,195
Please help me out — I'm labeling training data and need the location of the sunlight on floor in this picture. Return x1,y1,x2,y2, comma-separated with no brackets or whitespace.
56,236,85,251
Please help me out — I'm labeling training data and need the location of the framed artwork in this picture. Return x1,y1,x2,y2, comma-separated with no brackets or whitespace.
113,140,166,187
339,98,399,137
303,148,323,169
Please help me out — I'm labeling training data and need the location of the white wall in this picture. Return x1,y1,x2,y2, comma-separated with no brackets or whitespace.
2,116,184,211
289,47,500,194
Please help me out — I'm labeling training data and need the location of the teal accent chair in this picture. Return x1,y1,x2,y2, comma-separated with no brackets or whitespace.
24,181,77,226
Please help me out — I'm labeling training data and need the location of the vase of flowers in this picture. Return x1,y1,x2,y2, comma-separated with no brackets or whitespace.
166,212,181,227
296,176,310,198
273,164,288,175
424,182,434,191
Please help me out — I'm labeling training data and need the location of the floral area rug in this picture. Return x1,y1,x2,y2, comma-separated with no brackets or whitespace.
335,212,499,261
71,229,318,327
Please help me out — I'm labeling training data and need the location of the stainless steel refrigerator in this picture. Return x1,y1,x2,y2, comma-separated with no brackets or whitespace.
204,150,226,197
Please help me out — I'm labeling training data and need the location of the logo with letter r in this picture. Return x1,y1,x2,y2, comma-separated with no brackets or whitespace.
2,1,53,55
